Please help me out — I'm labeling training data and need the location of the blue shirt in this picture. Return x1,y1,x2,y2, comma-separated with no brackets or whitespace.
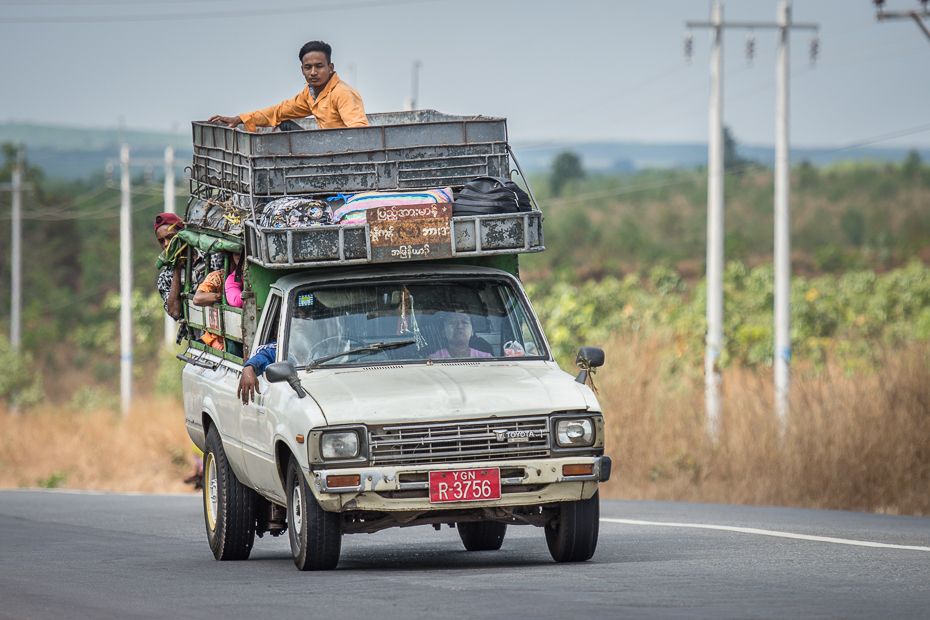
245,342,277,376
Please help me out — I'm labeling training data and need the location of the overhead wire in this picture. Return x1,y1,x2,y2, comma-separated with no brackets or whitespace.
0,0,449,23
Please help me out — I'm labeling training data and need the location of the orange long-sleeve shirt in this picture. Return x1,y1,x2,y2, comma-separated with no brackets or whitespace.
239,73,368,132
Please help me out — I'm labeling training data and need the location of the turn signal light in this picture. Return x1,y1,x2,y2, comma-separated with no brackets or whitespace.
326,474,361,488
562,464,594,476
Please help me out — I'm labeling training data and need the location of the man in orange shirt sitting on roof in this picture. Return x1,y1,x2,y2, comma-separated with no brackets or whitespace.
209,40,368,131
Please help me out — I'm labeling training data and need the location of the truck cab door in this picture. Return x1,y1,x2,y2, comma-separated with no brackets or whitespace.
239,291,284,499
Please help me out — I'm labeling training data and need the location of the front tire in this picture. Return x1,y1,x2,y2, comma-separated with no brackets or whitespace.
286,457,342,571
545,490,600,563
203,425,256,560
458,521,507,551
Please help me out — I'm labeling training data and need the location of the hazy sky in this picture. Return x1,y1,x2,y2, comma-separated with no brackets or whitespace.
1,0,928,149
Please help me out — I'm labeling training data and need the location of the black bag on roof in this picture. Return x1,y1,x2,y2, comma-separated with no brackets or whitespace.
453,176,533,216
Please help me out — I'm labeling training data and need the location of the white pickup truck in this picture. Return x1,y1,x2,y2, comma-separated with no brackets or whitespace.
179,112,609,570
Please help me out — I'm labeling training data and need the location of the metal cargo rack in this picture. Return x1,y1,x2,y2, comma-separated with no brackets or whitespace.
244,211,544,268
192,110,511,197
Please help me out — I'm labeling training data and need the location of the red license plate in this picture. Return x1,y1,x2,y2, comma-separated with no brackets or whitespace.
429,468,501,503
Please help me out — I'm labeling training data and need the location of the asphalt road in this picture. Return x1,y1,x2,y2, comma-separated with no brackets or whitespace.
1,489,928,619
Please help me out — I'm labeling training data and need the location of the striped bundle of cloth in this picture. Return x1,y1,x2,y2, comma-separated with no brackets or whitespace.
332,187,454,225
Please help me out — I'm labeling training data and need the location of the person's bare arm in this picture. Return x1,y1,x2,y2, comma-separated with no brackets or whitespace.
237,366,261,404
192,289,222,307
166,264,184,318
208,115,242,128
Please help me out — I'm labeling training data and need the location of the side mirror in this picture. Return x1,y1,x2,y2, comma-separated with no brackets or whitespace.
264,361,307,398
575,346,605,385
576,346,604,369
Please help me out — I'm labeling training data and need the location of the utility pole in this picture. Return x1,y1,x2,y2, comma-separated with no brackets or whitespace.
120,144,132,416
404,60,422,111
11,148,23,352
875,0,930,43
686,3,818,437
774,2,792,427
0,148,32,352
163,145,175,348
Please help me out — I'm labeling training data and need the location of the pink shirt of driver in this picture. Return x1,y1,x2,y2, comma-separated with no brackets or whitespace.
430,348,491,359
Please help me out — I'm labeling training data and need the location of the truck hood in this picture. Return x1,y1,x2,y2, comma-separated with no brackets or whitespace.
302,361,594,425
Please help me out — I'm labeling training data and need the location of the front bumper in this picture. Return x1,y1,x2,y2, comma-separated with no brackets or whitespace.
307,455,611,512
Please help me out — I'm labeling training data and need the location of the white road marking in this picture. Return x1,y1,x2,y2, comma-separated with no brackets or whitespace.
601,518,930,552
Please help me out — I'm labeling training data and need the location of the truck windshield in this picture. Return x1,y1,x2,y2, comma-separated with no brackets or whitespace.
286,278,547,367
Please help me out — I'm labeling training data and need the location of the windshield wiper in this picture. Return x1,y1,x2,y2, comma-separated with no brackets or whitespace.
306,340,416,369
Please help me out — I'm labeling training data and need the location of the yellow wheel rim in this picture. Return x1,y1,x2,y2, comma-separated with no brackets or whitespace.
204,453,218,531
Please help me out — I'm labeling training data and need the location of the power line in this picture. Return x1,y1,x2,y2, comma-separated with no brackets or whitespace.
0,0,447,23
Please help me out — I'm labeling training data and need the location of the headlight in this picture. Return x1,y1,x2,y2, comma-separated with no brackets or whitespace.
556,419,594,447
321,431,359,459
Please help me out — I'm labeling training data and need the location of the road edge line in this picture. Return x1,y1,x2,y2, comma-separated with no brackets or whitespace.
600,517,930,552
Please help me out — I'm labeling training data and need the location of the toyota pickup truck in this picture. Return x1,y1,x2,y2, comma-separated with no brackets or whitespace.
178,111,609,570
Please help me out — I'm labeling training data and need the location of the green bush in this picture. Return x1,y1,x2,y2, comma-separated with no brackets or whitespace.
529,260,930,372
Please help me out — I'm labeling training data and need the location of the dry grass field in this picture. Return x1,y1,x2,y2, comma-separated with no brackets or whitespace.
0,398,196,494
598,336,930,516
2,341,928,515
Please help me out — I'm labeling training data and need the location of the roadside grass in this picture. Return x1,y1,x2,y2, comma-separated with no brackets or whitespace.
0,397,195,493
598,335,930,516
1,340,927,516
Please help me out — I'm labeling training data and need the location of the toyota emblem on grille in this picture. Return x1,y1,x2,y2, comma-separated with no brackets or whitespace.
493,429,535,443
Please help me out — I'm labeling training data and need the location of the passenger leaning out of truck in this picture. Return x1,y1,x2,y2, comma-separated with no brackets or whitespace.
237,342,276,405
431,310,492,359
154,213,222,343
192,252,245,354
208,40,368,131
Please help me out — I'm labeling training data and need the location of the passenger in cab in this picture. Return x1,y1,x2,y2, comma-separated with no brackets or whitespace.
209,40,368,131
430,310,492,359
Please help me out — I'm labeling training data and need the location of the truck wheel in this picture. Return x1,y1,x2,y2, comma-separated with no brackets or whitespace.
545,490,599,563
285,457,342,571
203,425,256,561
457,521,507,551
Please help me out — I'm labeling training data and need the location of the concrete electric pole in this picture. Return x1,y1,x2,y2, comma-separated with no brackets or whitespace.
404,60,422,111
163,145,175,348
120,144,133,416
10,148,23,352
686,2,818,437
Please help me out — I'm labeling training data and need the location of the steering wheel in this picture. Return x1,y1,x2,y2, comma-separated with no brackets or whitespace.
305,336,367,365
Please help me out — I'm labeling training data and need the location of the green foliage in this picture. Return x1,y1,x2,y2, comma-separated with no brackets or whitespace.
550,151,585,197
523,159,930,277
37,471,68,489
724,126,754,173
0,334,44,409
155,346,186,400
72,290,166,359
70,386,119,413
529,260,930,373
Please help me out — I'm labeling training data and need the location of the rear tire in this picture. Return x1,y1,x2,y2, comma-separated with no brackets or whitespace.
458,521,507,551
286,457,342,571
203,425,256,560
545,490,599,563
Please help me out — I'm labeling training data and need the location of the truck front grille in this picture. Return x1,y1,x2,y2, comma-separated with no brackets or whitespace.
369,416,550,465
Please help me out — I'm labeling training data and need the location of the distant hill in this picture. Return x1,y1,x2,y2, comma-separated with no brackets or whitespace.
0,122,192,180
511,141,930,174
2,121,928,180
